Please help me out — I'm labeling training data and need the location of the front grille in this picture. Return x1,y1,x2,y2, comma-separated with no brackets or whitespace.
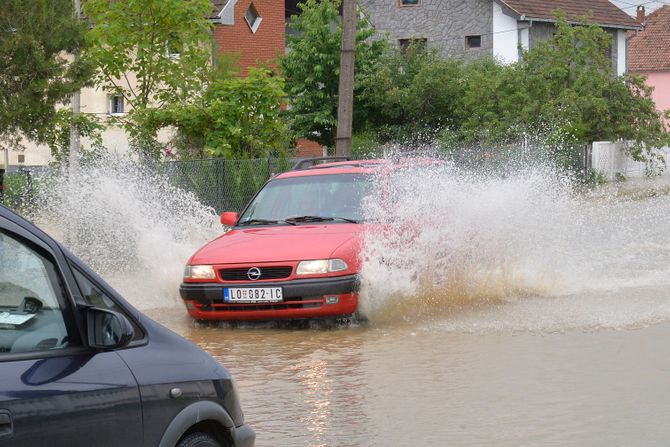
219,266,292,281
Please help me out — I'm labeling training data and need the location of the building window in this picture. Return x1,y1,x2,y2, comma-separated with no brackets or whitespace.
399,0,420,6
604,41,612,61
245,3,262,33
166,32,181,60
398,38,427,53
466,35,481,49
108,95,124,115
17,154,25,163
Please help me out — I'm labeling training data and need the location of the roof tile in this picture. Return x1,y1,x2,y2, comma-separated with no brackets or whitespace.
210,0,229,19
500,0,638,29
628,6,670,71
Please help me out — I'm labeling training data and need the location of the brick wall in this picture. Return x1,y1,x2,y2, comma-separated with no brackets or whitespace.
213,0,285,72
295,138,325,157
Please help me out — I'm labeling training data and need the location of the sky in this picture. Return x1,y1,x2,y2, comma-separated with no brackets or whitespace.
610,0,667,17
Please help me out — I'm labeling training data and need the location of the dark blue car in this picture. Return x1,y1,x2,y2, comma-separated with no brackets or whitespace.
0,204,255,447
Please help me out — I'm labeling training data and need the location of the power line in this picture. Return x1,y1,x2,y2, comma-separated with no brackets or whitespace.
614,0,669,10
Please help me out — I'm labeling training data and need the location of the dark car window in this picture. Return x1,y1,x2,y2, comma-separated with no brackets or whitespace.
240,173,372,223
71,267,145,341
0,231,79,354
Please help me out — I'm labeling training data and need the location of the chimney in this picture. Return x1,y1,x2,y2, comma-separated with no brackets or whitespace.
636,5,645,24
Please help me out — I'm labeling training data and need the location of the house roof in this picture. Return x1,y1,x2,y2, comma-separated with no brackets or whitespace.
628,5,670,71
496,0,640,30
210,0,228,19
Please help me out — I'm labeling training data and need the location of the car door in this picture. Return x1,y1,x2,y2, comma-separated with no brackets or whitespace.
0,215,142,447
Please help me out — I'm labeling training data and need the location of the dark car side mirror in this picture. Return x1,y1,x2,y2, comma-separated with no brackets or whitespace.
220,212,239,227
86,308,134,350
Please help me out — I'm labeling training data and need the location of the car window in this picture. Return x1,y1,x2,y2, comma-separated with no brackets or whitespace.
71,267,145,341
240,174,372,222
0,231,78,354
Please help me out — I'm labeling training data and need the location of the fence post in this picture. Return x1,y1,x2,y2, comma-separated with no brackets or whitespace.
215,158,224,213
0,168,4,204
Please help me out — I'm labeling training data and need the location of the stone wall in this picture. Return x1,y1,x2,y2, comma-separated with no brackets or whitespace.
360,0,493,59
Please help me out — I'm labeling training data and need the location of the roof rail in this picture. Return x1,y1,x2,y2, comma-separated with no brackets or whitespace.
291,156,351,171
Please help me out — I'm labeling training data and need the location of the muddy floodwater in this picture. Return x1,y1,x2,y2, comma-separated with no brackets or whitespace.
37,156,670,446
148,306,670,447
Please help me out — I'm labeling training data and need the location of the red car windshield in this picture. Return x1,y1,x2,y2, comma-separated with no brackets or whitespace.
238,173,371,225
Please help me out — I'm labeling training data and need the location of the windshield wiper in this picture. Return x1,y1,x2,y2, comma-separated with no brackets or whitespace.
330,216,359,223
238,218,296,226
286,215,359,224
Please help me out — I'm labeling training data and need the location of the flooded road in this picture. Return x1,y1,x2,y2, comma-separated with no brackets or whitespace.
36,156,670,446
149,306,670,447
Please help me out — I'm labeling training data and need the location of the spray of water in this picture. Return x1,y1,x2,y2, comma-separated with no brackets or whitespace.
359,155,670,331
36,153,222,310
26,148,670,331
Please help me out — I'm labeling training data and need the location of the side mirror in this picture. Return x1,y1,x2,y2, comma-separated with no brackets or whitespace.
220,211,239,227
86,308,134,350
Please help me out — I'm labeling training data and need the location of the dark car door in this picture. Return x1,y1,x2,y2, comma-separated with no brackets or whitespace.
0,215,142,446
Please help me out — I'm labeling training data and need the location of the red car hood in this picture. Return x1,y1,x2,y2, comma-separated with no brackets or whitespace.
190,224,363,264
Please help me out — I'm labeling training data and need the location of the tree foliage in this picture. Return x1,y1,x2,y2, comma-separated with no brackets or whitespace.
358,42,466,143
0,0,91,151
83,0,213,157
280,0,386,147
489,14,667,150
152,63,293,159
46,110,104,163
356,15,669,159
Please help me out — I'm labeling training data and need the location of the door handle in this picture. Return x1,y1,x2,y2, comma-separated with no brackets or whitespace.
0,410,12,437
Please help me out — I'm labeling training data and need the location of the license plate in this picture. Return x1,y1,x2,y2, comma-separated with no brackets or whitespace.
223,287,283,303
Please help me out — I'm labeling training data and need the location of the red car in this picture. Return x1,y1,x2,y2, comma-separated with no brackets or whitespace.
180,157,384,321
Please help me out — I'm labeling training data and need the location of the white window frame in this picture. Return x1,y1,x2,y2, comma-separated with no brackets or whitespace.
244,3,262,33
108,95,125,116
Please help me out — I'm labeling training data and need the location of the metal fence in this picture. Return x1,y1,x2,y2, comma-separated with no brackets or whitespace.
0,167,42,212
447,143,591,181
1,146,594,214
161,158,296,213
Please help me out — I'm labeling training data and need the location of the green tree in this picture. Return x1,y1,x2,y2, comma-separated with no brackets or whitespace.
457,57,531,144
152,63,293,159
45,110,104,163
356,14,668,163
0,0,91,152
358,43,466,143
280,0,386,147
459,15,669,153
83,0,213,157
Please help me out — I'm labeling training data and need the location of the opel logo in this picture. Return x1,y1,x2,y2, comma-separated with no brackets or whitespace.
247,267,262,281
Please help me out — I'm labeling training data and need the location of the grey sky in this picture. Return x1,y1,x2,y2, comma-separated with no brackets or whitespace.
610,0,666,17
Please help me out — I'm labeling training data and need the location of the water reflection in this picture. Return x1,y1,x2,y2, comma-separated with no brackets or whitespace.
158,312,372,446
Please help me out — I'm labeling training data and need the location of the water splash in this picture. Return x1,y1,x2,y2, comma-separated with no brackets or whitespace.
25,149,670,331
358,155,670,330
35,153,222,310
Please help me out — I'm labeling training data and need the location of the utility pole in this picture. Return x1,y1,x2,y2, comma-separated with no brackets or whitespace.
335,0,355,157
69,0,82,172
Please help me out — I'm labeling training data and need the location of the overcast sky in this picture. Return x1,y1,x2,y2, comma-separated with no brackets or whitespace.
610,0,667,17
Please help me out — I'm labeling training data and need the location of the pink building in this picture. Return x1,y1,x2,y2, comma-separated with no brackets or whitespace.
628,5,670,126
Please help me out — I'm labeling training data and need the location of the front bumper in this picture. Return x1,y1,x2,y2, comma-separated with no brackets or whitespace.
180,275,359,321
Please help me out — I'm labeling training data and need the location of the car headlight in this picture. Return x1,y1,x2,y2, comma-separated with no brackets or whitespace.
296,259,348,275
183,264,216,280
